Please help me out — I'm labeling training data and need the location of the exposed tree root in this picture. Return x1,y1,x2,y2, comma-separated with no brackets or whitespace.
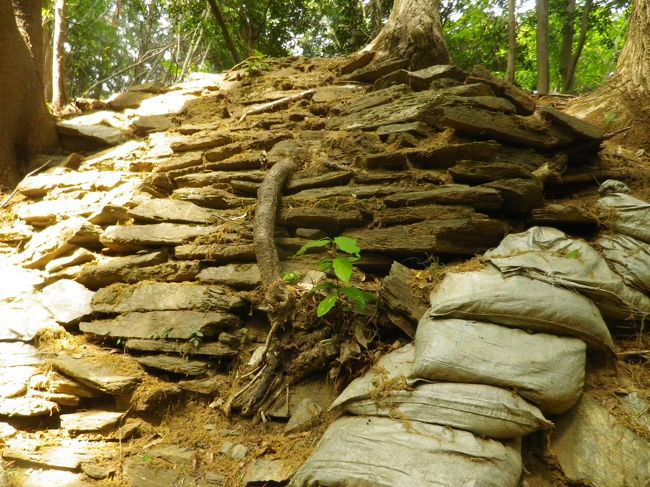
239,90,315,122
226,160,297,417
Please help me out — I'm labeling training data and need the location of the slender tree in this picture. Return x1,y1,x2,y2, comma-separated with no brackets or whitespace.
536,0,550,93
207,0,241,64
362,0,450,69
0,1,58,185
506,0,516,83
51,0,67,109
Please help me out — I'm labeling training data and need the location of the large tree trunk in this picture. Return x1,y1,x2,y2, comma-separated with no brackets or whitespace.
536,0,550,94
12,0,43,82
559,0,576,91
51,0,67,110
567,0,650,147
363,0,449,69
0,1,58,186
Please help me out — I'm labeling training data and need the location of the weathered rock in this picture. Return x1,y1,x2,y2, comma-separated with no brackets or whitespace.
30,390,81,407
407,65,467,91
285,398,322,433
170,132,234,152
29,372,104,398
19,217,103,268
81,463,116,480
220,442,249,460
136,356,208,376
435,105,573,150
0,300,60,341
468,66,536,115
338,50,375,75
39,279,94,325
0,397,58,417
151,151,204,173
550,393,650,487
57,112,129,149
361,151,409,170
122,457,183,487
538,106,605,141
449,161,533,184
75,251,163,286
1,365,40,398
178,376,223,395
127,199,224,225
60,411,124,432
0,422,17,439
0,221,33,243
384,184,503,211
124,339,237,358
405,141,501,168
483,178,544,215
243,459,294,486
108,90,155,110
286,170,354,193
373,69,410,91
91,282,244,313
100,223,219,252
2,440,104,470
529,203,599,233
132,115,175,132
312,84,364,103
289,184,408,201
345,216,506,256
338,84,412,114
374,204,478,227
45,248,95,274
175,243,256,263
173,169,264,188
279,206,365,232
81,310,239,340
0,342,42,367
198,264,261,289
52,354,141,395
341,58,409,83
171,187,254,209
379,262,430,338
130,382,182,412
376,121,430,141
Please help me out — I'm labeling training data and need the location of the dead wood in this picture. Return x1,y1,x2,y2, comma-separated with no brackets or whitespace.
239,89,315,122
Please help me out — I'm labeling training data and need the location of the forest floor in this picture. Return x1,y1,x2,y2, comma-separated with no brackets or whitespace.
0,54,650,487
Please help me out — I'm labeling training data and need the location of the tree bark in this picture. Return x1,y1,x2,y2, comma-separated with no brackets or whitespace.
506,0,516,84
559,0,576,92
51,0,67,110
536,0,550,94
0,1,58,185
207,0,241,64
12,0,43,82
362,0,449,70
564,0,593,92
567,0,650,148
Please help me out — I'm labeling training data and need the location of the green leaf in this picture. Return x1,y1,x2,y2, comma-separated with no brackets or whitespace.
281,271,302,283
333,236,361,256
341,287,368,311
296,238,331,256
317,293,338,317
333,257,354,284
318,259,333,272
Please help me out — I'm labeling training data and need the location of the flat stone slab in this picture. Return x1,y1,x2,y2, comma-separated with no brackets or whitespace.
198,264,261,289
0,342,42,367
483,178,544,215
175,243,256,263
3,439,104,471
550,393,650,487
124,339,237,358
52,354,142,395
286,171,354,193
538,106,604,141
45,248,96,274
169,132,234,153
279,206,365,232
75,251,167,288
151,151,204,173
449,161,533,184
173,169,264,188
0,365,38,398
60,411,123,432
136,356,208,376
40,279,94,325
123,457,183,487
530,203,599,233
177,376,223,395
127,199,224,224
0,397,58,417
0,300,60,342
407,65,467,90
171,187,254,209
384,184,503,211
242,459,296,485
18,170,124,199
91,282,245,313
78,260,200,290
100,223,219,252
80,310,239,340
374,204,477,227
288,184,413,201
344,216,506,256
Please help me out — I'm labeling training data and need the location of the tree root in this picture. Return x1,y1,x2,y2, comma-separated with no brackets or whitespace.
239,90,314,122
226,159,297,417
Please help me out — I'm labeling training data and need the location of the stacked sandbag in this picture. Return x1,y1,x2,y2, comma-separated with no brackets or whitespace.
596,179,650,244
331,344,553,438
289,416,523,487
595,233,650,294
484,226,650,321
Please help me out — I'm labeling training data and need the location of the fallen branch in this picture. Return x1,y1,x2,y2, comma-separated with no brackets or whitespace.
617,349,650,356
603,126,633,139
239,89,315,122
1,159,54,209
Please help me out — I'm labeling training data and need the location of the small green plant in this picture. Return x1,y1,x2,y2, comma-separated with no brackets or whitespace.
565,249,581,259
295,236,377,318
604,111,618,128
188,331,203,348
243,50,270,76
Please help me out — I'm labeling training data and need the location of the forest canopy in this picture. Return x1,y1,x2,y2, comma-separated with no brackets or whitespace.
45,0,630,99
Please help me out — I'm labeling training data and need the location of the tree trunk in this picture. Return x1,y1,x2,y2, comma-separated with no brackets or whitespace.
0,1,58,185
12,0,43,82
536,0,550,94
42,21,53,102
363,0,449,70
567,0,650,148
506,0,516,84
207,0,241,64
559,0,576,92
51,0,67,110
564,0,593,92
